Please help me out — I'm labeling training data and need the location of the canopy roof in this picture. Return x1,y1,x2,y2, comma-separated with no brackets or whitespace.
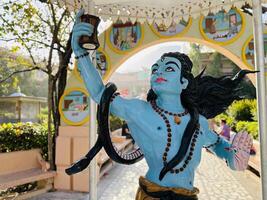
57,0,262,24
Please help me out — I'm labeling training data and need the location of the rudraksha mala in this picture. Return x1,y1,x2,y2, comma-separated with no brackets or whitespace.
151,100,200,174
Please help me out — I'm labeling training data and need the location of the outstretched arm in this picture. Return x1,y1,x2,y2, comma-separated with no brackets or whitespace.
201,116,252,171
202,125,236,170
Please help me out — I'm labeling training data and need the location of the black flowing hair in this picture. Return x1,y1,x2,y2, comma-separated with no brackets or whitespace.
146,52,257,180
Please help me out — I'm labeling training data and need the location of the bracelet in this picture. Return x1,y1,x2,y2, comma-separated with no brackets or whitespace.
204,131,221,149
75,52,89,59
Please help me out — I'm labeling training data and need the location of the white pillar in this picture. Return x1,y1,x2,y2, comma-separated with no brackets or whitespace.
88,1,98,200
89,93,97,200
252,1,267,200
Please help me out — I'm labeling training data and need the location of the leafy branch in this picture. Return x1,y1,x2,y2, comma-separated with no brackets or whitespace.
0,67,39,84
0,0,75,169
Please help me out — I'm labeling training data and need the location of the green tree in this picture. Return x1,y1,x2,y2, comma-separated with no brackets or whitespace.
0,48,33,96
0,0,74,168
231,63,256,98
0,48,48,97
206,52,222,77
189,43,201,76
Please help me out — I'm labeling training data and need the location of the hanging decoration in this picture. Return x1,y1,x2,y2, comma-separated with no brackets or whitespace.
199,7,245,45
150,18,192,38
106,19,144,54
74,48,110,81
56,0,248,24
242,33,267,70
59,88,90,126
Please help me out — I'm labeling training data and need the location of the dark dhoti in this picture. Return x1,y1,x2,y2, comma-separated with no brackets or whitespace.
135,176,199,200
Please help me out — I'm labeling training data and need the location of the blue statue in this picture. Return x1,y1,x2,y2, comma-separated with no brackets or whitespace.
66,10,254,200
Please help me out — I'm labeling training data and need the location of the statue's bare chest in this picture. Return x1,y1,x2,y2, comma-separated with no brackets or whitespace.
128,106,191,157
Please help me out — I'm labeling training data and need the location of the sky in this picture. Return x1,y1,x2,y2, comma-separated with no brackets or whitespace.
116,42,214,74
116,42,190,73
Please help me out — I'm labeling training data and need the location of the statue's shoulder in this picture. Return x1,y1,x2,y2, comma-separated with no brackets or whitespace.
125,98,150,110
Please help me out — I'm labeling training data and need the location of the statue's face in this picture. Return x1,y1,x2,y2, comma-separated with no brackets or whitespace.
150,56,188,96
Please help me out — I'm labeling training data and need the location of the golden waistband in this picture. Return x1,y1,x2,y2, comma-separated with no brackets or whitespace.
136,176,199,200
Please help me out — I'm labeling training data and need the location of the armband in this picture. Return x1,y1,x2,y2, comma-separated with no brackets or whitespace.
204,131,221,149
110,92,120,102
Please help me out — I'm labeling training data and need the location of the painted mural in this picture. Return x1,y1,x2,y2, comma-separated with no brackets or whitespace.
74,49,109,80
59,89,89,125
243,34,267,69
108,20,143,53
150,18,191,37
96,50,108,76
200,8,244,44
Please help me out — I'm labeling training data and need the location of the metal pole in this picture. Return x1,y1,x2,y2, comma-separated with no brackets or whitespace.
252,1,267,200
88,1,98,200
89,94,97,200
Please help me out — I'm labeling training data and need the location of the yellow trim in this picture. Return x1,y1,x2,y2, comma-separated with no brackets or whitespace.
73,47,111,82
149,18,192,38
242,34,255,70
106,22,144,55
59,88,90,126
199,8,246,46
242,33,267,76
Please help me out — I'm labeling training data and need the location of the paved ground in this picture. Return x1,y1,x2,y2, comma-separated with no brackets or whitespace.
31,150,261,200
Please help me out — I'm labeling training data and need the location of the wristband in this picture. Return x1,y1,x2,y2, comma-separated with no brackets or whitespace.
110,92,120,102
75,52,89,59
204,132,221,149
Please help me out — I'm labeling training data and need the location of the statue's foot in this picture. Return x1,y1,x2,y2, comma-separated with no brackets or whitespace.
65,157,90,175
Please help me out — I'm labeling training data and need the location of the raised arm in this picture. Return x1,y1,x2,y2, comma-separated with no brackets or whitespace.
71,10,145,120
72,10,105,103
200,116,252,171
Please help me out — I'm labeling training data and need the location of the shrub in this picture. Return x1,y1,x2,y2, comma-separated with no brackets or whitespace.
227,99,256,121
235,121,258,139
246,122,258,139
110,115,123,131
0,122,50,160
214,113,235,130
235,121,248,133
214,99,258,139
250,103,258,121
37,107,49,123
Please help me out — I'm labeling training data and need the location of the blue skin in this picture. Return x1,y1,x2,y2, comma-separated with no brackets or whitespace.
72,11,236,190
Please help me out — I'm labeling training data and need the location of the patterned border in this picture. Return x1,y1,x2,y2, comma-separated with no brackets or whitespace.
106,21,144,55
199,8,246,46
242,33,267,76
73,47,111,82
59,87,90,126
149,18,192,38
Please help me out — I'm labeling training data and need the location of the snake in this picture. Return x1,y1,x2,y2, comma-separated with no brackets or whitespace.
65,82,144,175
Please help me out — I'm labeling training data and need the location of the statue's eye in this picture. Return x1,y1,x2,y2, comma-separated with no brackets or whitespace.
165,66,175,72
152,68,158,74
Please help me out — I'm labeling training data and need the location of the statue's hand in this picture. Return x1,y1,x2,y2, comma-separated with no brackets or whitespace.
71,9,94,55
226,131,252,170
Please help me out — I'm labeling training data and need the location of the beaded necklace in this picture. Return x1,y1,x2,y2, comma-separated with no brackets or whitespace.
151,100,200,174
151,101,188,124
